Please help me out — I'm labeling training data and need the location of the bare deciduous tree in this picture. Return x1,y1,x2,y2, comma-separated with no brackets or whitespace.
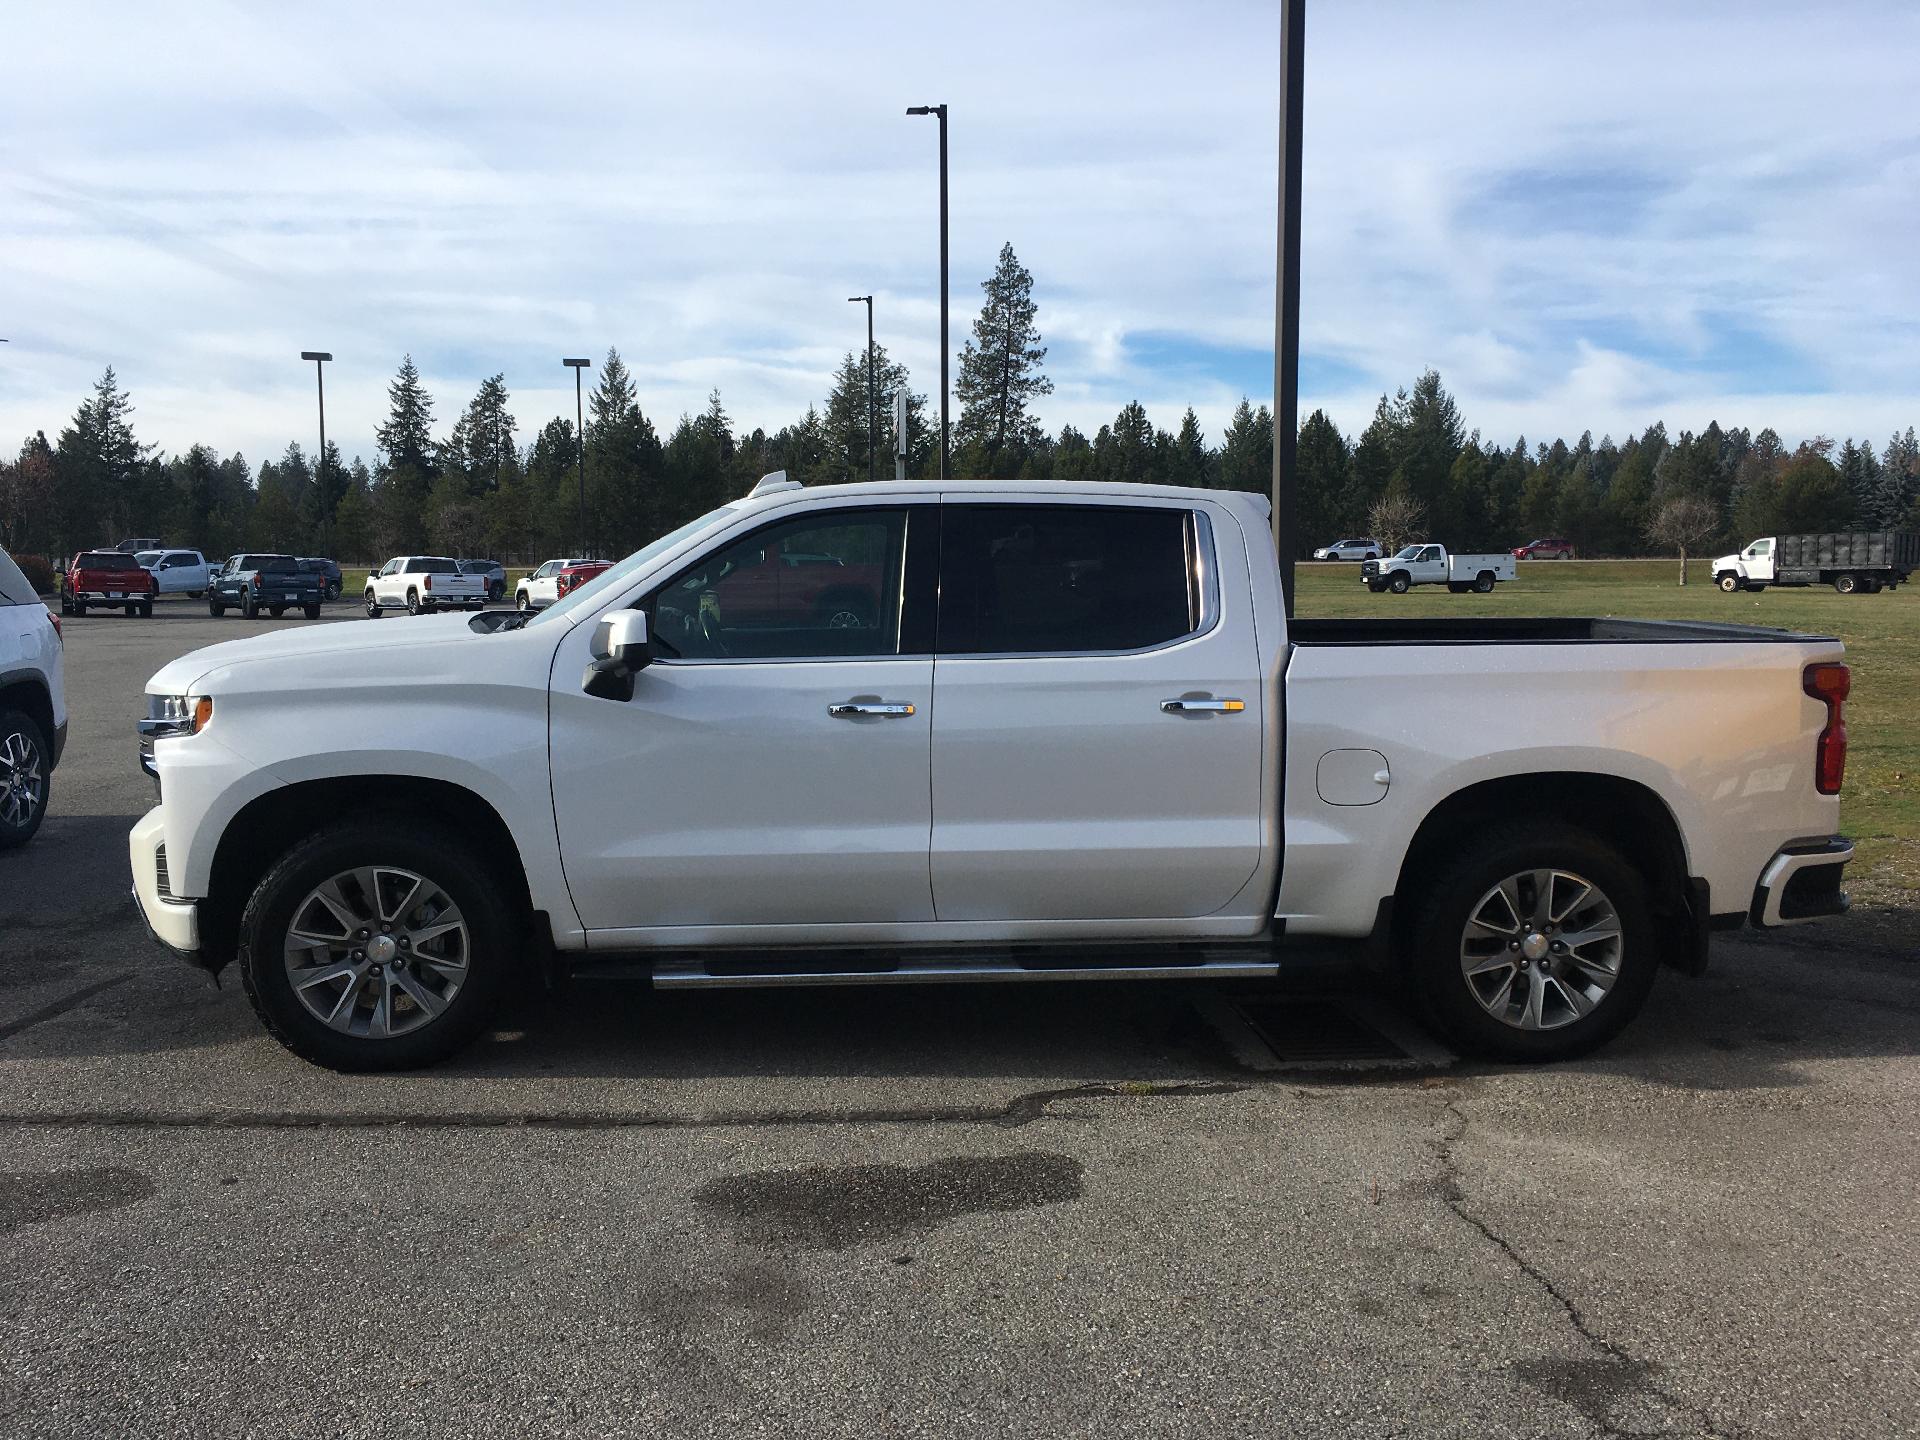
1367,487,1427,554
1644,494,1721,585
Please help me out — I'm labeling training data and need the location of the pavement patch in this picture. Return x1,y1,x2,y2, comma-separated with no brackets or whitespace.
0,1165,155,1234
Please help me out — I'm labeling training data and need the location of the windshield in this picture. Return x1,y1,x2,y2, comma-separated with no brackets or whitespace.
1392,545,1422,560
524,506,739,629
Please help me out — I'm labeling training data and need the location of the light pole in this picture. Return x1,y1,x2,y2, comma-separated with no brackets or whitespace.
905,103,949,478
847,295,875,483
300,351,332,553
1273,0,1305,617
563,358,591,555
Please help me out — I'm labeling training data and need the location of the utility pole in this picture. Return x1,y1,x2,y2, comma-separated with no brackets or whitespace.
848,295,875,482
563,358,592,555
1273,0,1305,617
906,104,949,478
300,351,332,553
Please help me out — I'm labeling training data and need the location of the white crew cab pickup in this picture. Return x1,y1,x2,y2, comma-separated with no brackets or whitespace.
131,476,1855,1072
135,549,212,597
365,556,489,617
515,558,597,612
1363,544,1516,593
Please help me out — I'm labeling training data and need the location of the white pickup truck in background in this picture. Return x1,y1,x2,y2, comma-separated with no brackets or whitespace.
1363,544,1516,593
515,558,598,611
365,556,490,616
135,549,212,597
131,476,1853,1072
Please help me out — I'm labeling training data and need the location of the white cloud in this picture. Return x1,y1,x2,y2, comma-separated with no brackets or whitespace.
1,0,1916,473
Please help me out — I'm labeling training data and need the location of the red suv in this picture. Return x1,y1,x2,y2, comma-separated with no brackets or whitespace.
59,551,158,616
1512,537,1575,560
555,560,612,598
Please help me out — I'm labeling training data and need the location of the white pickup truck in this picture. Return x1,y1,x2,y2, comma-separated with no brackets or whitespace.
135,549,213,597
365,556,490,616
130,477,1854,1072
515,558,598,612
1363,544,1515,593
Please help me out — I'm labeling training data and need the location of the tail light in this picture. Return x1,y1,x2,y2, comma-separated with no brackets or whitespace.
1803,663,1849,795
251,573,262,590
423,574,433,592
49,612,62,642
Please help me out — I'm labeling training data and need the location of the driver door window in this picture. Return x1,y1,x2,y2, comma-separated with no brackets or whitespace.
649,508,915,661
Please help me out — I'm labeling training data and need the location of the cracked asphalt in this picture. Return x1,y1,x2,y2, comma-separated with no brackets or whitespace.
3,604,1917,1438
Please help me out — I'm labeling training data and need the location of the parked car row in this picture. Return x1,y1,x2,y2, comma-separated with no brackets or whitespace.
1311,536,1578,563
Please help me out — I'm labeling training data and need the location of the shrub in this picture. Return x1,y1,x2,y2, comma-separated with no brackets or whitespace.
13,553,56,596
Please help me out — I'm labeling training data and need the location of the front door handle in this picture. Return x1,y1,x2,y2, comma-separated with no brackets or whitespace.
1161,698,1246,713
828,702,917,719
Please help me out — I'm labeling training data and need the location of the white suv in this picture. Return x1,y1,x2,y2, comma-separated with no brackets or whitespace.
0,549,66,848
1312,538,1381,561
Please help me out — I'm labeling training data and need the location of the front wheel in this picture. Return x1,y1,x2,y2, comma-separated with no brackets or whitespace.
209,597,226,616
1388,572,1411,594
1717,573,1741,593
1406,822,1656,1062
0,708,51,850
237,820,521,1071
365,591,382,618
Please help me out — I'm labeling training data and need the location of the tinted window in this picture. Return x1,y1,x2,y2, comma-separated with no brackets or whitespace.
410,557,460,574
938,505,1196,656
650,508,911,661
82,551,141,570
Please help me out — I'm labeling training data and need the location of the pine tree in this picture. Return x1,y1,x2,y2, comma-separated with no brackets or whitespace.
953,243,1053,474
1217,399,1274,495
1168,409,1211,489
586,348,664,553
373,356,438,553
445,375,518,496
1294,409,1350,551
824,345,928,483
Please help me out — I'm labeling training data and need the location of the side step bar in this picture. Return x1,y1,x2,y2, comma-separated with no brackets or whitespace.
650,954,1280,989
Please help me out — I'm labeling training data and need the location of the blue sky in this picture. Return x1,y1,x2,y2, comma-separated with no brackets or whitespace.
2,0,1917,467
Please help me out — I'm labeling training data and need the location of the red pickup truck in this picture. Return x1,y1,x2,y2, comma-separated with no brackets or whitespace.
59,551,158,617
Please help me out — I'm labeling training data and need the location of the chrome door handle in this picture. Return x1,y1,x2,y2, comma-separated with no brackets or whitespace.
828,702,917,719
1161,698,1246,713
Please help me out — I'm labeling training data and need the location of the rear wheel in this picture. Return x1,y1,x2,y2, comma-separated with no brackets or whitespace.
1473,571,1495,593
124,603,139,617
1406,822,1656,1062
1388,572,1411,594
237,820,521,1072
1834,573,1859,594
1863,578,1883,594
303,602,323,620
406,589,422,616
516,590,532,612
243,593,259,620
0,709,51,850
1559,550,1571,560
1447,582,1469,594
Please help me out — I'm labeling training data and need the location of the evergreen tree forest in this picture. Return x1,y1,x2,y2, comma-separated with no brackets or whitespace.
5,245,1916,565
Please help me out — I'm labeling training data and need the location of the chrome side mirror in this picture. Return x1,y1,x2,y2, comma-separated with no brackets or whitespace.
589,608,651,674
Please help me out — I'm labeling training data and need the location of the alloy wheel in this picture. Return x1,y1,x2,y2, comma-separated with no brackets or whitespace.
0,728,46,831
1458,867,1622,1031
282,866,470,1039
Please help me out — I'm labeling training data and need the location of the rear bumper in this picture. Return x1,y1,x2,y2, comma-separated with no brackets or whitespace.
129,808,201,956
1750,837,1852,928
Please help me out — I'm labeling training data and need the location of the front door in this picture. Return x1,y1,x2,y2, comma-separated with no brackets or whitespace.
928,499,1265,922
1745,539,1775,581
549,503,939,933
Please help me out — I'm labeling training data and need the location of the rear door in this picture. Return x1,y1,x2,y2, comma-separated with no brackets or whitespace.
928,497,1265,922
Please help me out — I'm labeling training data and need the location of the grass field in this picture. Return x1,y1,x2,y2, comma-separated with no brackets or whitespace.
1298,559,1919,921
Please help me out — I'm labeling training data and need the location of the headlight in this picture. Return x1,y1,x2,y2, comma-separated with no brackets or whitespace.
142,694,214,739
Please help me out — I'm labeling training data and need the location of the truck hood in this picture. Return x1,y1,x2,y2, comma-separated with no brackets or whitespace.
145,612,489,694
1711,552,1740,570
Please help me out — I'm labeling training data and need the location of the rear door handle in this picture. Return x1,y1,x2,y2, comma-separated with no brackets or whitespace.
1161,698,1246,713
828,702,917,719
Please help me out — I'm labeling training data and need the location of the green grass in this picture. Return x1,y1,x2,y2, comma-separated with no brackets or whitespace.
1297,559,1920,909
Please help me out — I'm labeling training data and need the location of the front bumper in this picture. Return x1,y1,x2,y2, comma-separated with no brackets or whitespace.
1751,837,1853,927
129,808,200,955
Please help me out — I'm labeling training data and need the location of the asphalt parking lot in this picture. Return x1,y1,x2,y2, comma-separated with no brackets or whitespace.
3,597,1917,1439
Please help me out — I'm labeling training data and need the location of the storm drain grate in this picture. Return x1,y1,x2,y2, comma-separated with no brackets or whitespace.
1231,999,1411,1063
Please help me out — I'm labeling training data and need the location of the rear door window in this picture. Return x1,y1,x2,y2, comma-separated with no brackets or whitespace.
936,504,1198,656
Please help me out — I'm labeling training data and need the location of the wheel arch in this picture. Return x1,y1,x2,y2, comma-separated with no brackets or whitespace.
1389,771,1701,974
201,775,534,973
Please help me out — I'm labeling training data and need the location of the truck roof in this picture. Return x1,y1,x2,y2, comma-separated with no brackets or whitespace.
736,478,1276,526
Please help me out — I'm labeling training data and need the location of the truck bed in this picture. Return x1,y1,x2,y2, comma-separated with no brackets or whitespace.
1290,616,1835,646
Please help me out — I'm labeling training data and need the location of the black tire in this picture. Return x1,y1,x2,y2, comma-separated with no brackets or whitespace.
208,596,226,616
1447,582,1469,594
189,590,204,599
365,591,382,618
237,820,522,1072
1834,573,1859,595
1473,571,1495,593
0,707,51,850
59,595,73,617
488,581,505,603
1863,578,1883,594
1559,550,1571,560
516,591,532,613
243,593,259,620
73,602,87,616
1717,573,1741,593
1405,821,1657,1063
138,600,153,617
407,588,422,616
124,603,139,617
303,603,323,620
1387,572,1411,594
1367,580,1387,593
326,581,341,601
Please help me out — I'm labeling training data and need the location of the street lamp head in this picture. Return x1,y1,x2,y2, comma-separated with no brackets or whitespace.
562,358,592,368
905,106,930,116
847,295,872,304
300,351,332,362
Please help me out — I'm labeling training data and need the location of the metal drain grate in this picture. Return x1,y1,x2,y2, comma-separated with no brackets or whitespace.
1232,998,1410,1063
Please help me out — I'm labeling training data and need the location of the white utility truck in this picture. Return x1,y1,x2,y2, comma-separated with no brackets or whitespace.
132,476,1853,1071
1363,544,1515,593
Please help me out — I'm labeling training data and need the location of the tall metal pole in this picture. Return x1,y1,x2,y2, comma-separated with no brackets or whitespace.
563,357,592,555
300,351,331,552
907,104,950,478
849,295,875,483
1274,0,1305,617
